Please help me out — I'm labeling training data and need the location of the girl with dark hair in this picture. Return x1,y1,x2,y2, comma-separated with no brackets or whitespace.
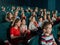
10,18,21,45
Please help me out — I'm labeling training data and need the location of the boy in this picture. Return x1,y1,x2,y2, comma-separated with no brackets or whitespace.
41,22,57,45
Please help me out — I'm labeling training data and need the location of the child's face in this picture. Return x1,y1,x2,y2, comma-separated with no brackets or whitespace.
32,17,35,22
43,24,52,36
35,9,38,12
17,7,20,10
12,6,15,10
44,9,46,12
15,11,18,16
53,14,56,17
22,19,26,25
47,11,50,14
9,13,13,19
16,20,21,27
39,18,43,22
21,7,23,10
40,9,43,12
32,12,36,16
28,7,30,10
35,8,38,12
30,9,33,12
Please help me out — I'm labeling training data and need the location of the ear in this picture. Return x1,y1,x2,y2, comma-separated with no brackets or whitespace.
43,29,46,33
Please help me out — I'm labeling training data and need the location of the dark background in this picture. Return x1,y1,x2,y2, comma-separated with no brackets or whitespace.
0,0,60,12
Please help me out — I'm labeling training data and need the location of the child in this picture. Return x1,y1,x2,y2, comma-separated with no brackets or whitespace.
10,18,21,45
29,16,38,30
34,7,38,13
21,13,26,20
43,8,46,15
11,6,15,14
41,22,57,45
1,6,6,12
5,12,13,22
13,10,20,19
52,12,57,22
31,12,36,17
20,19,27,34
38,17,43,28
20,19,31,44
28,7,31,11
43,15,48,22
40,9,43,16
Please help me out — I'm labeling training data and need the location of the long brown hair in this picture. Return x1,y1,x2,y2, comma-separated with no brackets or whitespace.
13,18,20,27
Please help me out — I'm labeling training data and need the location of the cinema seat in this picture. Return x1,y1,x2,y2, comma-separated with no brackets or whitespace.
29,35,39,45
0,11,6,23
0,22,11,41
52,24,60,39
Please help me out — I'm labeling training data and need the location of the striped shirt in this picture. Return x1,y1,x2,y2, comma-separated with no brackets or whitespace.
41,34,55,45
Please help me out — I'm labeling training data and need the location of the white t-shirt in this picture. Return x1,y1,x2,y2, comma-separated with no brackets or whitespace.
29,22,37,30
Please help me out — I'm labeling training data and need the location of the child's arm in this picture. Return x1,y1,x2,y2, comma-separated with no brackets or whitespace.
53,41,57,45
